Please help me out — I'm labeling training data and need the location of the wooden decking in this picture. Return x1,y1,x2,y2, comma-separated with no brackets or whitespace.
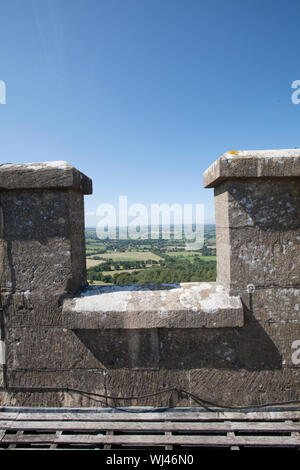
0,407,300,449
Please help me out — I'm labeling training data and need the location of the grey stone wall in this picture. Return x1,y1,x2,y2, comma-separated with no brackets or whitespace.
1,152,300,408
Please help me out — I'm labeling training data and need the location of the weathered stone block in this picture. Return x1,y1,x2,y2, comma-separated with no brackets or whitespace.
219,227,300,291
74,329,160,369
250,287,300,323
6,369,106,393
215,179,300,230
189,368,300,407
3,292,63,327
103,370,190,407
5,327,103,371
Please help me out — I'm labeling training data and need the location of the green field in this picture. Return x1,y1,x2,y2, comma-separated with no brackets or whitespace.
88,251,162,262
86,258,105,268
101,268,144,276
85,226,217,285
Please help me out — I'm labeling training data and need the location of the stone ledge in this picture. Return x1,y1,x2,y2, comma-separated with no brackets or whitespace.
62,282,244,329
0,161,92,194
203,149,300,188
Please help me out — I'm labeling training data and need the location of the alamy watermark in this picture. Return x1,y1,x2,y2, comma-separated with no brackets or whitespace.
291,340,300,366
94,196,204,250
291,80,300,104
0,80,6,104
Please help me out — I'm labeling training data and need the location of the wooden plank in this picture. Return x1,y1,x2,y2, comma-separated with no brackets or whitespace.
165,421,173,450
2,433,300,447
1,420,300,432
103,431,113,450
228,431,239,451
2,410,300,422
286,420,300,440
50,431,62,449
165,431,173,450
42,433,300,447
2,434,56,444
8,431,23,449
0,413,20,421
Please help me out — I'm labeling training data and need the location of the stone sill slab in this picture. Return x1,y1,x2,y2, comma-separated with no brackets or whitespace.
62,282,244,329
203,149,300,188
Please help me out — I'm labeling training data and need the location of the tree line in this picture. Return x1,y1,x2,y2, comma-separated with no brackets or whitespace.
87,257,216,285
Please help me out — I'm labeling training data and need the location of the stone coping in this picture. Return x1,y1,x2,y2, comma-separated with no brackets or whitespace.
203,149,300,188
62,282,244,329
0,161,92,194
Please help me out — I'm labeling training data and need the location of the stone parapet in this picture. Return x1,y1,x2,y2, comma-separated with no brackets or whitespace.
1,152,300,409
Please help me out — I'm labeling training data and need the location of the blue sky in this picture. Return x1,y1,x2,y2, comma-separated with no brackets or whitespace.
0,0,300,224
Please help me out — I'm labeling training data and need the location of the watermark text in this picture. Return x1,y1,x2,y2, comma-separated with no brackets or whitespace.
0,80,6,104
95,196,204,249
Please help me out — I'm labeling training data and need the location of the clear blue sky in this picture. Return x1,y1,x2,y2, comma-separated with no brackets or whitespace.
1,0,300,224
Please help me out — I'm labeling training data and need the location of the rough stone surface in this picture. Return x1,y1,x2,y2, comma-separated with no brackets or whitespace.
103,370,190,407
214,179,300,292
6,327,103,370
250,288,300,322
2,368,300,408
6,369,106,392
2,292,64,327
0,189,87,295
189,368,300,407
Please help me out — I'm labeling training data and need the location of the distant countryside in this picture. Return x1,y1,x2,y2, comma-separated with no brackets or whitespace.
85,225,216,285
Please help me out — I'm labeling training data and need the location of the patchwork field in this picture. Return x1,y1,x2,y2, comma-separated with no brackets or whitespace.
86,258,105,268
85,226,217,285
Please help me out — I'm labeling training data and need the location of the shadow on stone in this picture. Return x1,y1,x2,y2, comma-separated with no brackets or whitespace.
74,302,282,370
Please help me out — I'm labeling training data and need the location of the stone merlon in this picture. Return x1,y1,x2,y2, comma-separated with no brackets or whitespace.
206,149,300,294
0,161,92,296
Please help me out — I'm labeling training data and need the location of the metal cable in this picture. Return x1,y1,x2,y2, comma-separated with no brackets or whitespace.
3,385,300,411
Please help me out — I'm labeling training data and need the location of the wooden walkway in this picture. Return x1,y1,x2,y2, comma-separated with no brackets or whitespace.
0,408,300,449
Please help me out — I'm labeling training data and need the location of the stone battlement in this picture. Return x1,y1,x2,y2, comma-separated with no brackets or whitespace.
0,150,299,408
